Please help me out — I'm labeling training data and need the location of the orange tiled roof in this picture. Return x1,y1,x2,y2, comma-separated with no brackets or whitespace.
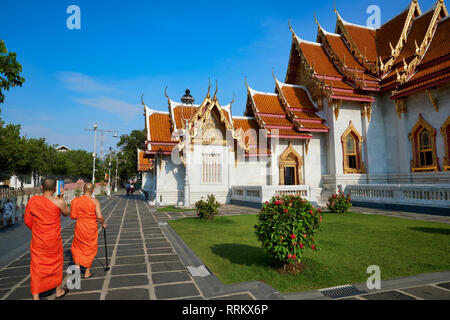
298,41,343,78
172,106,199,129
291,110,322,121
252,93,286,115
233,117,261,145
396,10,435,63
325,33,365,71
138,149,153,171
376,7,411,61
342,24,378,63
150,144,175,153
148,113,173,142
393,72,450,97
280,86,316,109
297,121,329,131
258,116,293,127
420,16,450,65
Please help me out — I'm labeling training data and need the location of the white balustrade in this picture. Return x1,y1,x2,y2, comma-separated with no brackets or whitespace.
344,184,450,208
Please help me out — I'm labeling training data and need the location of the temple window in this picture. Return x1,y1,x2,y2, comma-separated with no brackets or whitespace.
409,114,439,172
202,153,221,184
279,142,303,185
441,116,450,171
341,121,365,174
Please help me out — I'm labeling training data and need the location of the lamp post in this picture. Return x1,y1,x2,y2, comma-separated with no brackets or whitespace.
84,125,119,186
107,147,113,196
181,89,195,208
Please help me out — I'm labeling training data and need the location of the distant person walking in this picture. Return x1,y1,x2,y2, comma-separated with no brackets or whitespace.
24,177,71,300
70,183,106,279
3,199,14,226
126,182,131,196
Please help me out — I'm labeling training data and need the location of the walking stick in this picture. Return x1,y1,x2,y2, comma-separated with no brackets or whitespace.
103,227,110,272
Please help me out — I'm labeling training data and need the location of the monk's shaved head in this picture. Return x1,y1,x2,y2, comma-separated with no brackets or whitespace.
42,177,57,192
84,183,95,194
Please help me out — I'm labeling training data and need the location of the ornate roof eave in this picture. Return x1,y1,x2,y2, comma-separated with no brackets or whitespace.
380,0,422,73
289,29,331,98
316,26,367,89
334,7,379,74
404,0,448,76
245,85,271,148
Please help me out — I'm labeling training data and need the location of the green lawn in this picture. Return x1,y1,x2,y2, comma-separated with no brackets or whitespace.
157,206,195,213
169,212,450,293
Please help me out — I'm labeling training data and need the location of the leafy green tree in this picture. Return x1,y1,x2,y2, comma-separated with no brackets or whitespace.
0,121,24,180
116,129,146,182
0,40,25,106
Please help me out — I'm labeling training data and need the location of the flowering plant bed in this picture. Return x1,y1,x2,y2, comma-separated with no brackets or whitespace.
327,191,352,213
254,195,322,274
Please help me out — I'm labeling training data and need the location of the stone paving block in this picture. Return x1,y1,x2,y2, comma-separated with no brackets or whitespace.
111,264,147,276
210,293,254,300
77,278,105,292
7,258,31,268
119,234,142,240
147,248,175,255
0,275,28,289
105,288,150,300
146,237,167,243
115,249,145,257
115,256,145,265
109,275,149,289
116,243,144,250
146,241,171,249
148,255,180,263
0,266,29,278
0,289,9,299
402,286,450,300
152,271,191,285
61,292,101,300
361,290,417,300
155,283,200,299
436,282,450,290
118,239,143,245
5,286,32,300
151,262,186,272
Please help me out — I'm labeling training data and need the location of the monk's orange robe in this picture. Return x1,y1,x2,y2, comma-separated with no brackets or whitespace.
24,196,64,295
70,196,98,268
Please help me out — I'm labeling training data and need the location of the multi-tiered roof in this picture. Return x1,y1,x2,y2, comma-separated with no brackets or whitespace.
286,0,449,103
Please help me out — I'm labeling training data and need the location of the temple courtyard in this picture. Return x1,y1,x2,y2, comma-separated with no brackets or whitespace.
0,194,449,300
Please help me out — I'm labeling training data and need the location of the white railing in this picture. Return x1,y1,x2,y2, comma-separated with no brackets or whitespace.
231,185,313,205
344,184,450,208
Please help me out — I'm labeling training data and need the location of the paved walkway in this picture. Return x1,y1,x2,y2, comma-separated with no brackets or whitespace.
0,195,449,300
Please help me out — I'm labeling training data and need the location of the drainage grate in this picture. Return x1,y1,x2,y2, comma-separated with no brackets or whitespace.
320,285,366,299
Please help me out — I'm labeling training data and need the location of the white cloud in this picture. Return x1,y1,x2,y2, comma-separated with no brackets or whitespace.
58,71,116,94
75,96,141,121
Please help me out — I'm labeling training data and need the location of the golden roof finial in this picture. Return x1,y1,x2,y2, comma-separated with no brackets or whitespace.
272,68,277,81
389,42,395,56
244,76,249,88
141,94,146,107
213,80,218,101
164,86,169,99
230,93,235,106
314,12,322,31
206,78,211,99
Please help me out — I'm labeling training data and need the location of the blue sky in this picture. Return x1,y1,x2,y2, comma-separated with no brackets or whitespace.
0,0,437,153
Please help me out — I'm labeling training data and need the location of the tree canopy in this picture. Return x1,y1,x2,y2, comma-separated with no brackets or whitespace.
0,40,25,106
116,129,146,182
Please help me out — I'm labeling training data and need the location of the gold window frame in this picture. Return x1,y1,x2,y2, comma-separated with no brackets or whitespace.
279,142,304,185
441,116,450,171
409,114,439,172
341,121,365,174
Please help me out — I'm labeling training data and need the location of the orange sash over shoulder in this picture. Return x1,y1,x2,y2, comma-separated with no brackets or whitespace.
24,195,63,295
70,196,98,268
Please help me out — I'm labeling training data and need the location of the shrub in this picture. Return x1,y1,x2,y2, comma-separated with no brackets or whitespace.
254,195,322,267
195,194,220,221
74,188,82,197
327,191,352,213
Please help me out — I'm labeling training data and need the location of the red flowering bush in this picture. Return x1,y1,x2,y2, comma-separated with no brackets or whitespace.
254,195,322,267
327,190,352,213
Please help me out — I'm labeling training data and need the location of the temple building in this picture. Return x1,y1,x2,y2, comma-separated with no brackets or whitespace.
141,0,450,209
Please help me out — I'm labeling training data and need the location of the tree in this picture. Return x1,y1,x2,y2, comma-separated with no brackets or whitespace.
0,40,25,106
116,129,146,182
0,121,23,180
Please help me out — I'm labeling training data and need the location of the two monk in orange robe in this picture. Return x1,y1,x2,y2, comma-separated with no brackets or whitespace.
25,177,71,300
70,183,106,279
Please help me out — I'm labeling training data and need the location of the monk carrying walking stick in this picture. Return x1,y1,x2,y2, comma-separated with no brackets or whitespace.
25,177,71,300
70,183,107,279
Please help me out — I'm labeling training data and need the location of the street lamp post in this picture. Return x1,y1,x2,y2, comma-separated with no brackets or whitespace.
84,125,119,187
107,147,113,196
180,89,195,208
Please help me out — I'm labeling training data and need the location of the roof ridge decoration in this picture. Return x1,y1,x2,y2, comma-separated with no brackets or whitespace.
316,19,367,89
379,0,422,73
287,23,330,97
395,0,448,85
404,0,448,79
334,2,379,74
